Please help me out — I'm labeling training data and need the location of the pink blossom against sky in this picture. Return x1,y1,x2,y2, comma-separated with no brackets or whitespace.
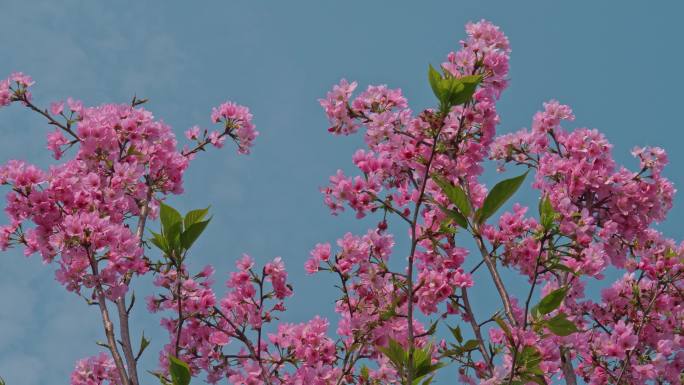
0,1,683,384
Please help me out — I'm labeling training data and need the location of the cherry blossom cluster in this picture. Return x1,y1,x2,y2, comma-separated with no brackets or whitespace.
320,19,510,222
576,267,683,384
70,353,121,385
185,102,258,155
316,18,682,385
318,19,508,294
0,73,257,385
314,19,519,385
481,82,681,383
0,17,681,385
0,98,191,298
0,72,34,107
148,254,348,385
0,75,256,299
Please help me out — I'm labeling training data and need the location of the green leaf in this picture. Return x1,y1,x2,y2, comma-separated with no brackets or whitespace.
126,145,144,157
421,376,435,385
413,364,447,385
165,221,183,256
526,360,545,376
476,171,528,223
360,365,369,380
139,332,151,358
526,375,548,385
448,325,463,344
150,371,172,385
442,78,465,105
425,320,439,336
537,287,568,315
168,355,191,385
445,75,481,106
433,176,471,216
413,344,433,377
96,341,109,349
428,64,444,103
379,307,396,321
545,313,579,336
518,345,543,369
462,339,479,352
413,343,446,384
437,204,468,229
184,207,210,229
159,202,183,233
539,196,557,230
494,316,513,342
438,220,457,236
415,342,433,362
548,262,576,275
427,65,481,112
149,230,168,254
181,219,211,250
377,338,406,368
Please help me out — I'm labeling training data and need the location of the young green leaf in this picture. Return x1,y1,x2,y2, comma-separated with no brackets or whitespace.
438,220,457,236
433,175,471,216
184,207,210,229
360,365,370,380
412,343,447,385
538,196,557,230
548,262,576,275
159,202,182,233
515,346,547,385
518,346,543,370
421,376,435,385
413,364,447,385
443,78,465,106
413,343,433,377
138,332,151,358
165,221,183,256
446,74,481,106
526,375,548,385
425,320,439,336
149,230,168,254
427,66,481,112
428,64,444,103
537,287,568,315
476,171,528,223
437,204,468,229
462,339,479,352
379,306,396,321
448,325,463,344
377,338,406,368
168,355,192,385
152,373,171,385
494,316,513,342
126,145,143,157
181,218,211,250
545,313,579,336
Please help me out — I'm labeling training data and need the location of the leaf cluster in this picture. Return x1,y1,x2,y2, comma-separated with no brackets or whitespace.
149,203,211,263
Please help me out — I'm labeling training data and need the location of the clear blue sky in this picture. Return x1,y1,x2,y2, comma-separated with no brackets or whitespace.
0,1,682,384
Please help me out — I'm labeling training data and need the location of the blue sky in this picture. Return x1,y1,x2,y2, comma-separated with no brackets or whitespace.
0,1,682,384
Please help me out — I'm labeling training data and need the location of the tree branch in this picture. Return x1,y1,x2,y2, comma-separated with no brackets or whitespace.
473,232,518,327
115,187,152,385
87,249,130,385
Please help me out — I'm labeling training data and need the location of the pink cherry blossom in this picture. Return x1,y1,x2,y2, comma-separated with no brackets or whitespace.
0,18,681,385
